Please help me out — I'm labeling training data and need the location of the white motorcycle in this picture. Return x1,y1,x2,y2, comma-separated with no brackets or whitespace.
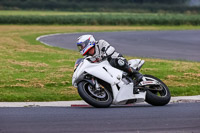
72,57,171,108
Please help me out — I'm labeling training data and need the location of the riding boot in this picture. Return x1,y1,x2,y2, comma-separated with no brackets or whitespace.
127,67,143,94
126,66,143,84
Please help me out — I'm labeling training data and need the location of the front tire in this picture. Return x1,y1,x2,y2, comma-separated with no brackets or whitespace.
144,75,171,106
77,81,113,108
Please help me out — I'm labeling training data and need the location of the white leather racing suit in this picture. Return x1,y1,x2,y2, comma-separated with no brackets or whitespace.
86,39,132,74
85,39,143,92
88,40,120,62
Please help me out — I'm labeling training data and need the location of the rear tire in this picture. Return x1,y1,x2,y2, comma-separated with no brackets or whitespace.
144,75,171,106
78,81,113,108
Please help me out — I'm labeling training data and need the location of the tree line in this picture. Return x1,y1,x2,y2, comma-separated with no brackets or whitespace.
0,0,199,13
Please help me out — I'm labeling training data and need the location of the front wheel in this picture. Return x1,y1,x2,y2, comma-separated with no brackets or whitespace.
143,75,171,106
77,81,113,108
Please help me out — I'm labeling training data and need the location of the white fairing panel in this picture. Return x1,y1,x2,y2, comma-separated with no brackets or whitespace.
128,59,145,70
114,82,134,103
113,82,146,104
72,59,123,86
85,61,123,86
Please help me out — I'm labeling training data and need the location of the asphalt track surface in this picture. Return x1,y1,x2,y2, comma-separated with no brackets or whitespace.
38,30,200,62
0,103,200,133
1,31,198,133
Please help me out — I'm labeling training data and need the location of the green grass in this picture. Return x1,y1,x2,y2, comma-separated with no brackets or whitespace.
0,25,200,102
1,10,200,25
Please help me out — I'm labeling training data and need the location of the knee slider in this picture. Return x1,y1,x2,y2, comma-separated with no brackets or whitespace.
117,58,126,67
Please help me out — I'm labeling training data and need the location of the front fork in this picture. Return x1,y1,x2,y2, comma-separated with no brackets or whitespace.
91,77,101,91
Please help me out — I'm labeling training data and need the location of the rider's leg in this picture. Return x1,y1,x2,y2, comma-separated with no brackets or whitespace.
109,57,143,83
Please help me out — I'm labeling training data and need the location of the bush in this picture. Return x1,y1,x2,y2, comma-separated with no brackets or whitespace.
0,13,200,25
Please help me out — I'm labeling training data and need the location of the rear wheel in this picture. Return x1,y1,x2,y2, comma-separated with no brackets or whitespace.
144,75,171,106
78,81,113,108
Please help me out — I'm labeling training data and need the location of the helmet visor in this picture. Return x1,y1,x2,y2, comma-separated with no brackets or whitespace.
77,39,90,51
77,45,84,52
77,42,86,51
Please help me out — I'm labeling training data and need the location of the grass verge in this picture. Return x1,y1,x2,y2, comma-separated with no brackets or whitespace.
0,25,200,102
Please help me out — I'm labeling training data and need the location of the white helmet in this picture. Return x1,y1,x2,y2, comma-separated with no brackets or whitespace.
77,35,96,56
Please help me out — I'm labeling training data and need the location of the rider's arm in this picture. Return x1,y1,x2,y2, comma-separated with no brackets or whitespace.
99,40,115,58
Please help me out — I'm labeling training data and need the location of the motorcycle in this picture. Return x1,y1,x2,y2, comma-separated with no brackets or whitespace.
72,57,171,108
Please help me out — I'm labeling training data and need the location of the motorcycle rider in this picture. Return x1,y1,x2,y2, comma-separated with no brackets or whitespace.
76,34,143,85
